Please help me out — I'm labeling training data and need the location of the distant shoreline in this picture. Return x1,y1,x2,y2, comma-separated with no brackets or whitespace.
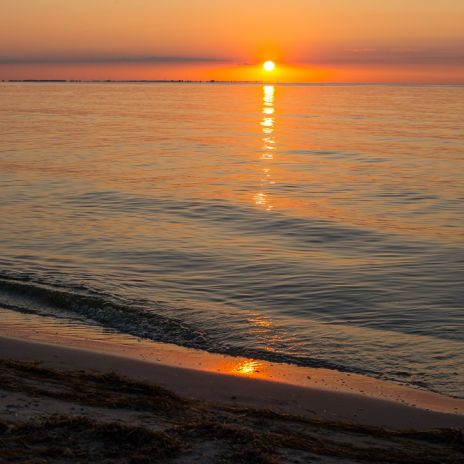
1,79,463,86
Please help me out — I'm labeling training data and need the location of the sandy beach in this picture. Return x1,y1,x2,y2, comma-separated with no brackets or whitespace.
1,334,463,463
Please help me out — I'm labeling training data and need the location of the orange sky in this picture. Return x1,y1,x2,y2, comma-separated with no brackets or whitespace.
1,0,463,83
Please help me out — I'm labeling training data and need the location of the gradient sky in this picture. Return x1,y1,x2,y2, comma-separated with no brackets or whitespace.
1,0,463,82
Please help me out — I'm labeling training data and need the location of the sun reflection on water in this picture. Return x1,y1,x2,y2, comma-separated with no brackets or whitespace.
254,85,276,211
233,360,262,375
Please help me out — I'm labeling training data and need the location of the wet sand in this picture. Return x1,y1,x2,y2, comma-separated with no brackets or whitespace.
2,307,464,421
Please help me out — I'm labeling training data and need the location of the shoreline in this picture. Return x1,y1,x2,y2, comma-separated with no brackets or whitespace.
1,306,464,420
1,334,463,430
2,80,463,87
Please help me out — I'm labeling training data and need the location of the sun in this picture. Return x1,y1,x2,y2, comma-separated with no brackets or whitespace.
263,60,276,72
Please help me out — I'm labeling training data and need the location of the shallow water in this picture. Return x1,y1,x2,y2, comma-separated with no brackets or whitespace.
1,82,463,397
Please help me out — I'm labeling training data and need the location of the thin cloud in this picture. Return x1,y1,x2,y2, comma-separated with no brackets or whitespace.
0,54,230,65
300,46,464,66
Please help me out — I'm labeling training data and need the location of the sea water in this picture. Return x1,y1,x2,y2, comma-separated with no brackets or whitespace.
1,82,463,397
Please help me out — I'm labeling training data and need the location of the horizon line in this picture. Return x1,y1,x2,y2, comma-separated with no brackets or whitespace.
1,79,463,86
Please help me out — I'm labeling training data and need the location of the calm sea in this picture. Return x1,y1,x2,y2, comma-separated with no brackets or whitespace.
1,83,463,397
